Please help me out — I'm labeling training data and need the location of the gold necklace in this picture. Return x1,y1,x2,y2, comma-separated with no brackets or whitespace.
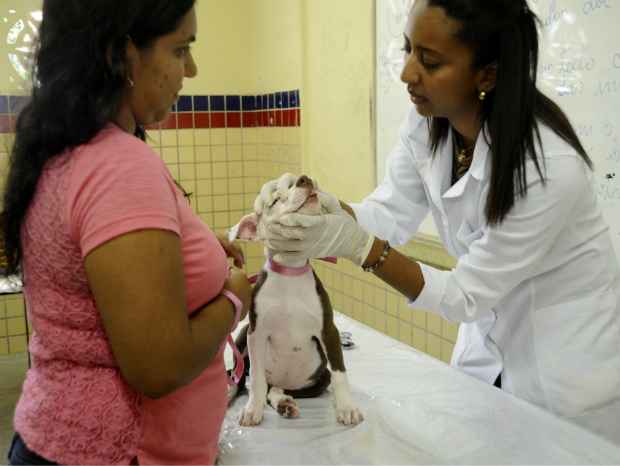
454,138,474,181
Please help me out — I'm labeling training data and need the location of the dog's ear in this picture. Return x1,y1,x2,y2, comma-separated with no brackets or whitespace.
228,213,259,241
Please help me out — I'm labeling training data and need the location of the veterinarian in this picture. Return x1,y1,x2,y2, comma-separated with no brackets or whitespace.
256,0,620,446
2,1,252,464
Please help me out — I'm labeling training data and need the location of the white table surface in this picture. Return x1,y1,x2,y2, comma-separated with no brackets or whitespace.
219,313,620,465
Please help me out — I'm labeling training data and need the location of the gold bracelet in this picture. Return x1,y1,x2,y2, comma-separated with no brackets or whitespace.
362,241,391,273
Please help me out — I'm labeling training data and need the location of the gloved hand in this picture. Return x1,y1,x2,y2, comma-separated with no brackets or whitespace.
263,192,375,266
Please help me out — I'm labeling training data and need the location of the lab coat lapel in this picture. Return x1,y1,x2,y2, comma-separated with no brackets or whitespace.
443,127,491,199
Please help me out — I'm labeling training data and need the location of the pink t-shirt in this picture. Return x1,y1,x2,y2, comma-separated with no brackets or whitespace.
15,124,229,465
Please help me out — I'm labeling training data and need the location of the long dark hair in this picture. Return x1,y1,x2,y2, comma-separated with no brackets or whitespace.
427,0,591,225
1,0,195,274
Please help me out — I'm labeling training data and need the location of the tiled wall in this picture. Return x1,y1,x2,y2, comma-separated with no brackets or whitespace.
311,240,459,364
0,294,27,355
0,90,303,355
0,88,460,363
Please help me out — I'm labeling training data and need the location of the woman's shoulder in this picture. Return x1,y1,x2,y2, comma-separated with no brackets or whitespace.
74,124,167,172
534,120,581,160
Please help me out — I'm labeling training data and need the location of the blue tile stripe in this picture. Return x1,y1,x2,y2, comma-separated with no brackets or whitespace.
0,90,302,132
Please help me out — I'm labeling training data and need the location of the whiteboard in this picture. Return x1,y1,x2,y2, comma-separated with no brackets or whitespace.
375,0,620,256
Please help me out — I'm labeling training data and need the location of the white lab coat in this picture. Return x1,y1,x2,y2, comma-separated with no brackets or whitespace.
351,109,620,445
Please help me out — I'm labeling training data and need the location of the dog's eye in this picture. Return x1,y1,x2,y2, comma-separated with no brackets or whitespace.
269,198,279,208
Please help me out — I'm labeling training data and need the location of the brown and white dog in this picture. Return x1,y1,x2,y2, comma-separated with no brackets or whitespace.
228,173,363,426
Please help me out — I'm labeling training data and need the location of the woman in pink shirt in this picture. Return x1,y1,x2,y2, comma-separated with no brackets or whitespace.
2,1,252,464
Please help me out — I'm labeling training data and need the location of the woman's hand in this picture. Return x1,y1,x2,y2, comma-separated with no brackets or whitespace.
223,267,252,321
264,194,375,266
216,232,245,268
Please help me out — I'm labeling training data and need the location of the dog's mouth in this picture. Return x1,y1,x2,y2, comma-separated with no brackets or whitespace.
294,192,319,212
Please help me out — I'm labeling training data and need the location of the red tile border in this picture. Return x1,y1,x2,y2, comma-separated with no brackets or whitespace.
0,92,302,133
195,112,210,129
226,112,241,128
210,112,225,129
177,113,194,129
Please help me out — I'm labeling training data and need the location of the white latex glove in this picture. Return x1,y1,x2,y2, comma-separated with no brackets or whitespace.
264,192,375,265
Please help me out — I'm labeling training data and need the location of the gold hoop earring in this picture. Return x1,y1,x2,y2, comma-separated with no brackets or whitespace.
127,77,135,88
478,90,486,101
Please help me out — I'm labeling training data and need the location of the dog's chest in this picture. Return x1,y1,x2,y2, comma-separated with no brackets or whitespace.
254,270,326,389
255,271,324,337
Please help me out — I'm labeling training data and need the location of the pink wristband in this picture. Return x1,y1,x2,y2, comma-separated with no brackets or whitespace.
221,289,243,332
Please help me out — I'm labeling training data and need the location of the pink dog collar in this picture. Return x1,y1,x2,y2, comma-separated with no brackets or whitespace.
266,257,312,276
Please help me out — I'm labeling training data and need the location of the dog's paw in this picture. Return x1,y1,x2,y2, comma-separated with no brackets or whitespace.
276,396,300,419
336,405,364,426
239,402,264,426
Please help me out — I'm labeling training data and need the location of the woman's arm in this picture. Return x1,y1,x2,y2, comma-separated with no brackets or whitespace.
361,235,425,302
84,229,251,399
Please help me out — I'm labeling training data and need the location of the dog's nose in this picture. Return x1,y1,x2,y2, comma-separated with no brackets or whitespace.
296,175,313,189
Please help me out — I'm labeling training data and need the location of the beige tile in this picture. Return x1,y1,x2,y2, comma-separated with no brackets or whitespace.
374,287,386,310
195,146,211,163
386,292,399,317
213,212,230,229
161,147,178,164
195,129,210,146
178,164,195,182
427,313,442,337
199,213,214,226
244,194,256,210
227,129,242,145
228,161,243,178
228,145,243,162
352,303,364,322
0,321,6,337
440,340,455,364
398,300,413,323
196,179,212,196
178,147,195,164
8,336,27,354
229,195,245,211
386,315,399,339
5,299,24,318
373,311,386,333
196,163,212,180
343,296,354,317
0,338,8,355
398,322,413,346
146,129,162,147
244,161,258,175
197,196,212,214
243,128,258,145
212,162,228,179
177,129,194,147
211,145,227,162
211,129,226,146
212,195,229,211
442,320,459,343
7,318,25,336
362,306,375,328
333,292,344,312
243,144,258,161
412,308,426,329
212,179,228,195
161,130,178,147
352,278,363,300
363,283,374,305
167,164,179,180
427,334,442,360
412,328,426,353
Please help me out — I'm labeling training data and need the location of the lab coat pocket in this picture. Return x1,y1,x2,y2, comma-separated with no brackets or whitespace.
455,221,484,249
532,290,620,418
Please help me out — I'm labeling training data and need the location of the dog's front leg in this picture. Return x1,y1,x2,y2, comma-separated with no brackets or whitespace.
240,329,269,426
322,322,364,425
